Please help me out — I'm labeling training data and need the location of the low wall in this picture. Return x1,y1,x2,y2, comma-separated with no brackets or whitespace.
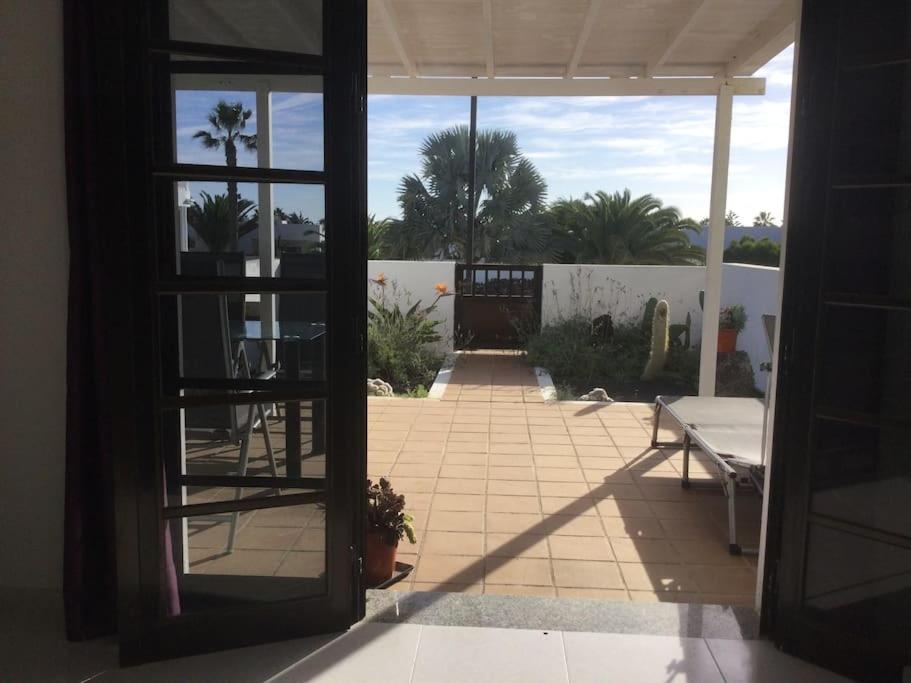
540,264,707,344
721,263,781,387
365,260,781,391
368,260,457,351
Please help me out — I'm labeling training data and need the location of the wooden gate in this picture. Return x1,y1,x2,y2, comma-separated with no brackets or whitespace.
454,264,543,349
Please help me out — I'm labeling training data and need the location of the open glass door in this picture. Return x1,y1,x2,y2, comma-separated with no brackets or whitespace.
116,0,366,664
765,1,911,681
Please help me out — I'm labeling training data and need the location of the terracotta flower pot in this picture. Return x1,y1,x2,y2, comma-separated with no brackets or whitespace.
365,531,398,586
718,328,739,353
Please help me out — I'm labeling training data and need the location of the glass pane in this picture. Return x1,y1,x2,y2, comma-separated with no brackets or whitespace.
168,0,322,55
826,188,911,300
172,182,325,274
162,502,327,616
172,78,324,171
163,398,326,487
815,307,911,421
803,522,911,653
841,3,911,59
160,293,327,382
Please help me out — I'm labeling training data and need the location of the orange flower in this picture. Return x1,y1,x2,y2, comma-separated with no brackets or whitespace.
373,272,387,286
434,282,449,296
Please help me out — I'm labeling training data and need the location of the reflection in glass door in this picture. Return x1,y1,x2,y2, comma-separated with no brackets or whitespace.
116,0,366,664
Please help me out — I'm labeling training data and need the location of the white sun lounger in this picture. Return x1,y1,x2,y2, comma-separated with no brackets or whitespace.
651,395,767,555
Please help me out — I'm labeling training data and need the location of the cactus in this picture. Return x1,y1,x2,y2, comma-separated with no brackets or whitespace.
641,297,658,336
642,300,670,380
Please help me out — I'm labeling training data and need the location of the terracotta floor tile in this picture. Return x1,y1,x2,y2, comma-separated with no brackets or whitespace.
533,455,579,469
490,443,533,454
485,557,553,586
594,499,655,518
443,452,488,466
486,494,540,513
485,512,544,534
275,551,327,579
532,444,576,456
439,464,487,479
628,591,702,604
487,465,536,481
619,562,698,593
538,481,591,498
431,493,485,512
435,478,486,495
531,434,573,445
603,516,665,539
659,517,722,540
487,479,539,496
233,526,303,551
671,539,749,566
588,483,644,500
486,532,550,558
395,451,444,464
414,554,484,584
552,560,624,589
390,463,440,478
690,565,758,594
488,453,534,467
548,535,614,561
421,531,484,556
411,581,483,593
610,537,679,563
540,497,598,516
426,510,484,532
583,468,635,485
543,514,605,537
535,467,585,482
192,549,285,576
570,436,613,446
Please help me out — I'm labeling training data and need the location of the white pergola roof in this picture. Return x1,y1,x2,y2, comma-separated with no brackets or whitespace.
369,0,795,95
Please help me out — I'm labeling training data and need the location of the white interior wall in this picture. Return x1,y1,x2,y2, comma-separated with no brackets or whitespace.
0,0,68,591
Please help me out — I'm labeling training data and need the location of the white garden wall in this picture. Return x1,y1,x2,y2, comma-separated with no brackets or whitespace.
721,263,781,388
368,260,457,351
541,265,707,344
364,260,781,392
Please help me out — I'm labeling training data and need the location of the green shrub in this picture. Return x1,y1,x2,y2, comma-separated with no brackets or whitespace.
367,278,448,393
525,315,649,391
719,304,747,332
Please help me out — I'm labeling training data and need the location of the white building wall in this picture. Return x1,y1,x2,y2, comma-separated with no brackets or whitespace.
541,265,707,343
367,261,457,351
721,263,781,387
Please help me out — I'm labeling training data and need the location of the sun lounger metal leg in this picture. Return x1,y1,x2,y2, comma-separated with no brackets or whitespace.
227,405,256,553
651,402,662,448
681,433,691,489
726,471,741,555
256,402,277,479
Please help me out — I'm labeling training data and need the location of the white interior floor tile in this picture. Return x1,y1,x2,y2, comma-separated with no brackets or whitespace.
563,631,724,683
705,638,855,683
411,625,569,683
271,623,422,683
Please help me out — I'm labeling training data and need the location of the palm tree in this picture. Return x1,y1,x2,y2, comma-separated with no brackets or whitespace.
367,214,392,260
725,210,742,227
752,211,776,227
193,101,257,250
390,126,548,262
549,190,704,265
187,191,258,253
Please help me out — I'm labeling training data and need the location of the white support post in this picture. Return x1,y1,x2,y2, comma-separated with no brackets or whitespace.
257,85,276,340
698,82,734,396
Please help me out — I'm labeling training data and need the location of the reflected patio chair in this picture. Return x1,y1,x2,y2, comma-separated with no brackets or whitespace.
180,252,277,552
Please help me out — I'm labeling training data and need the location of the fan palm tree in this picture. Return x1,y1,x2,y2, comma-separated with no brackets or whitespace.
550,190,704,265
390,126,548,262
752,211,776,227
193,100,257,250
187,191,258,253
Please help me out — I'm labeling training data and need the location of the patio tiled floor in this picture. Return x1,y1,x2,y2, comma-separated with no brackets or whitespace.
369,351,761,605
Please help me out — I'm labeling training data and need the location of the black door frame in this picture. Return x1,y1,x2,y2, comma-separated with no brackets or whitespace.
96,0,367,665
761,1,910,680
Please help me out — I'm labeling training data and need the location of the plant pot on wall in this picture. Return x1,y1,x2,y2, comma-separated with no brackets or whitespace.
718,328,739,353
365,531,397,587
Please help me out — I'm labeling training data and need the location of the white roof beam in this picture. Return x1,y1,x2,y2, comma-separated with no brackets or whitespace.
482,0,495,78
566,0,603,78
645,0,711,77
376,0,417,77
727,0,796,75
369,76,765,97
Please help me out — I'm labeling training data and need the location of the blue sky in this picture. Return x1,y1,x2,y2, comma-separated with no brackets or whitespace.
175,45,793,226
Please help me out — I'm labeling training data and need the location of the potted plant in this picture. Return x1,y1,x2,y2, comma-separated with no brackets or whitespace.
718,305,747,353
366,478,417,586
